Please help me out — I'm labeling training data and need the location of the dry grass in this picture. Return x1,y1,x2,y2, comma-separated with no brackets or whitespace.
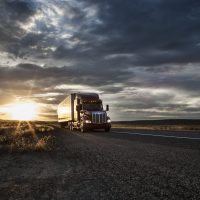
112,120,200,131
0,121,56,152
112,124,200,131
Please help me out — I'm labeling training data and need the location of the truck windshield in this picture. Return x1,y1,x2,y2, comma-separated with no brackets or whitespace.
82,103,103,111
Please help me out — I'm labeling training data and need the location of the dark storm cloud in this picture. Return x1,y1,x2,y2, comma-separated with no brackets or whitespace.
2,0,200,65
74,0,200,65
4,0,36,20
132,65,200,93
0,0,36,39
0,0,39,60
0,63,131,89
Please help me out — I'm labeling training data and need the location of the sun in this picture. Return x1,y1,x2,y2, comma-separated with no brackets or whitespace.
9,102,38,121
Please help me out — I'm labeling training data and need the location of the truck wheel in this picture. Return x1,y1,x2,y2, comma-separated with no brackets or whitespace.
81,126,86,133
69,124,73,131
105,127,110,132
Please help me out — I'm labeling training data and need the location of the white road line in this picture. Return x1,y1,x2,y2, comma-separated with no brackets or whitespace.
112,131,200,140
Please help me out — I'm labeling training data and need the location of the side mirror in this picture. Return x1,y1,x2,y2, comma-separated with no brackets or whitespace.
106,105,109,111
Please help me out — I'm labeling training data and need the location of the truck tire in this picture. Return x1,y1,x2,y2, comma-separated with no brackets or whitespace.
81,126,86,133
69,124,73,131
105,127,110,132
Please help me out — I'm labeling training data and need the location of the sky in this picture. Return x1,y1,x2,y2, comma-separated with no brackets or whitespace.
0,0,200,121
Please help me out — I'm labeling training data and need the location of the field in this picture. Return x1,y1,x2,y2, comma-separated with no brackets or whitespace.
0,120,200,199
112,119,200,131
0,121,57,152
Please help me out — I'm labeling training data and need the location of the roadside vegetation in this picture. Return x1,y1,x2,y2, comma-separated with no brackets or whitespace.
0,121,57,152
112,119,200,131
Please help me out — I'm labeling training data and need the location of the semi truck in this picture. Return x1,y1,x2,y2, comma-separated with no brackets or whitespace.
57,93,111,132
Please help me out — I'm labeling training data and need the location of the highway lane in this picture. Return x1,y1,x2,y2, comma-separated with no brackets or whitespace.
76,128,200,150
52,124,200,140
111,128,200,139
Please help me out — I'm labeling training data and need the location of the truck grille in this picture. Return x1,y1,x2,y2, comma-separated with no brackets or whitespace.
92,112,107,124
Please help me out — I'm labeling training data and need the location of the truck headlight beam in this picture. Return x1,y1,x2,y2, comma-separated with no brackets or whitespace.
85,120,92,123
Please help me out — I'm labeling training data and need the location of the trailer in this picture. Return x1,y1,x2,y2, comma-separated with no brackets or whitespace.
57,93,111,132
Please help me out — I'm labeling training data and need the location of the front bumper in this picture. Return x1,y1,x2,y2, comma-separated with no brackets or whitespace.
84,123,111,130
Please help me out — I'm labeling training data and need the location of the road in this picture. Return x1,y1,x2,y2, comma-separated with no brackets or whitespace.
0,127,200,199
113,129,200,140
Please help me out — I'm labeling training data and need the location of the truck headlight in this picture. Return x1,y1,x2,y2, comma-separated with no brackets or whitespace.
107,119,111,123
85,120,91,123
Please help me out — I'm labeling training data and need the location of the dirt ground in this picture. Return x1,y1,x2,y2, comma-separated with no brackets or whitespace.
0,121,200,199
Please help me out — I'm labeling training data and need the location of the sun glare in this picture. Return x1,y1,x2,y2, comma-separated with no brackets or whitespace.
8,102,38,121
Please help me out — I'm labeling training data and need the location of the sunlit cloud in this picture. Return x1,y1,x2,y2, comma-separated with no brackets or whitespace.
33,92,63,98
55,84,104,93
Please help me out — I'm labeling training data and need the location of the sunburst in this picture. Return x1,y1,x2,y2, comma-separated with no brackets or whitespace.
8,101,38,121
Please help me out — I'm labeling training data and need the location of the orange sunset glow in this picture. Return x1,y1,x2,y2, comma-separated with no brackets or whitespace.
6,101,39,121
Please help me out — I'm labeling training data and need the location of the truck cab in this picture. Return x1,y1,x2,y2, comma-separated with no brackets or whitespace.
57,93,111,132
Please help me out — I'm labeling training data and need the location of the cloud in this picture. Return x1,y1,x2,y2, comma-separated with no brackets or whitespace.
1,0,200,65
0,0,200,120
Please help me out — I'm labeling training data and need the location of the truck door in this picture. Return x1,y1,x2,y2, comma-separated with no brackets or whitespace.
74,97,81,122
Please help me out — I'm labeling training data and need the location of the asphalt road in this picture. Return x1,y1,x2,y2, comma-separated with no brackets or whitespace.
54,127,200,199
112,128,200,139
1,127,200,199
107,128,200,149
